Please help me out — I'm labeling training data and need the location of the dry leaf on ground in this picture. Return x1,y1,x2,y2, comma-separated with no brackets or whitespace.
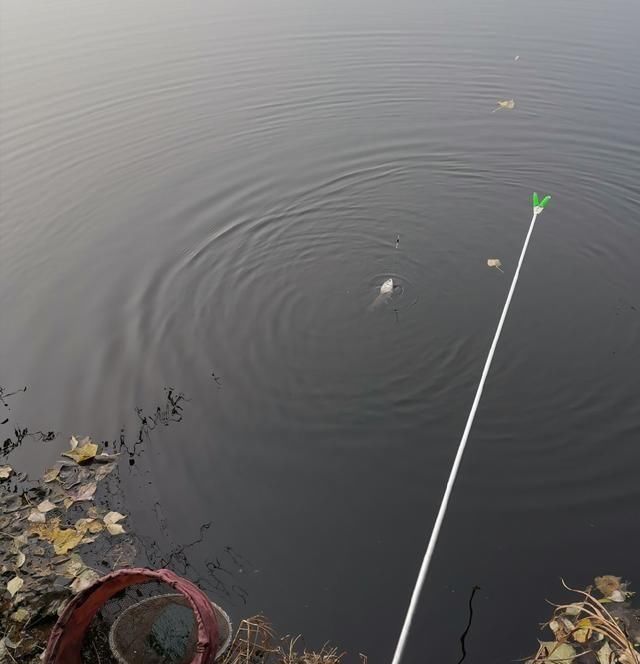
7,576,24,597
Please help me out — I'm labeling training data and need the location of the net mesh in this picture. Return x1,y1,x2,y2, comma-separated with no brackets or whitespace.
79,581,231,664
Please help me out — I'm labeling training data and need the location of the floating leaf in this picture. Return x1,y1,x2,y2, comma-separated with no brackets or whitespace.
539,642,577,663
66,481,97,505
37,499,57,514
75,517,103,535
572,617,593,643
7,576,24,597
27,510,46,523
549,617,574,639
51,527,84,555
597,642,614,664
70,568,100,594
62,554,86,579
493,99,515,112
42,466,61,483
11,607,30,623
0,465,13,480
104,511,127,536
94,462,117,482
595,575,622,598
104,511,126,525
107,523,125,536
563,603,583,616
29,517,85,555
16,551,26,568
62,440,98,465
487,258,504,273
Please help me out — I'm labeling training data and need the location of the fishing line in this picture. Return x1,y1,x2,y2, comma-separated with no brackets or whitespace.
391,194,551,664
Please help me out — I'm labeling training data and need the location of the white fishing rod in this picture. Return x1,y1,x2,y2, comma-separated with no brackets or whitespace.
391,192,552,664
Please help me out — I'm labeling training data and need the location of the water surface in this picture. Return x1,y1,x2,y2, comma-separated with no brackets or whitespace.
1,0,640,659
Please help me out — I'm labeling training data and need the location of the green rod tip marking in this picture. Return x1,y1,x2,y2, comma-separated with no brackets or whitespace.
540,195,551,208
532,192,539,207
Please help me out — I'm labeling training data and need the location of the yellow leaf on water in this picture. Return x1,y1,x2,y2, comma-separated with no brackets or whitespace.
540,642,577,663
62,554,86,579
104,511,126,525
572,617,593,643
65,482,98,508
42,466,61,483
104,512,127,536
70,568,100,594
597,642,614,664
29,517,86,555
11,607,29,623
27,509,46,523
75,518,103,535
72,482,97,502
7,576,23,597
62,441,98,464
493,99,515,111
107,523,126,536
52,527,84,555
37,499,57,513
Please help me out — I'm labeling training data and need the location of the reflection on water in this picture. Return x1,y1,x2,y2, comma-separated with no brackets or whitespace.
1,0,640,658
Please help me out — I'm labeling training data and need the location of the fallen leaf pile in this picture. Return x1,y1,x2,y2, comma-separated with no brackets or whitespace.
528,577,640,664
0,436,135,662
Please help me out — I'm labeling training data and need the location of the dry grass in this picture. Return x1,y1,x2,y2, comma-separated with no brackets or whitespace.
529,580,640,664
219,615,278,664
276,636,344,664
219,619,364,664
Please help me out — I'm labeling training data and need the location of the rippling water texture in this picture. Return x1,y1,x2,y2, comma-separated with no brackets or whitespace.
1,0,640,659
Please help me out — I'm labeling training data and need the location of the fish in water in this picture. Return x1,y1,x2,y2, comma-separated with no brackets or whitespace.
380,278,394,294
369,278,397,310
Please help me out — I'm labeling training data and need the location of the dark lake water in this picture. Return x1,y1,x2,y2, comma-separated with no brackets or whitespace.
2,0,640,659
